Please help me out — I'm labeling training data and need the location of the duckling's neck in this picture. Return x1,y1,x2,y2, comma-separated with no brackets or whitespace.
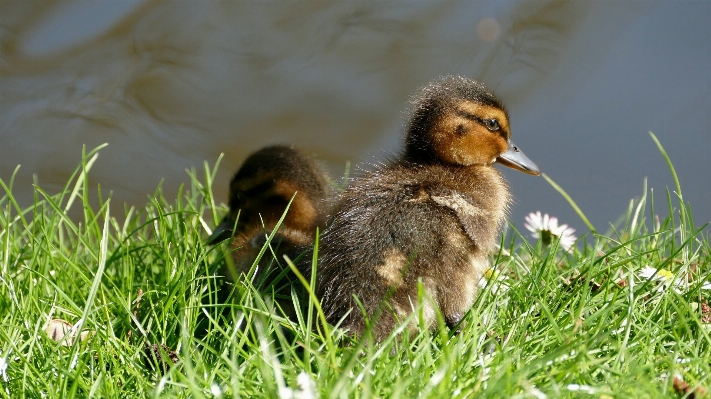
402,129,435,165
401,144,440,166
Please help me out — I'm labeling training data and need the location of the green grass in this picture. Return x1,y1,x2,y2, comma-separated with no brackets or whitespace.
1,137,709,398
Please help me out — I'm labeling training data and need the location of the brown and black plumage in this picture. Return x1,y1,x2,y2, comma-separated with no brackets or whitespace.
315,76,540,341
208,145,331,305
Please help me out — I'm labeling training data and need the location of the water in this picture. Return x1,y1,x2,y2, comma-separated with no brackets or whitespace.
1,1,709,237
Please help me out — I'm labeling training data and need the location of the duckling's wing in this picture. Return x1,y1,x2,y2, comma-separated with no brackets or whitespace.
428,189,502,251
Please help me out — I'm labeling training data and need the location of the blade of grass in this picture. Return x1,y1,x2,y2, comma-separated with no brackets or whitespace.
649,131,688,261
72,200,110,358
63,144,107,214
542,173,597,234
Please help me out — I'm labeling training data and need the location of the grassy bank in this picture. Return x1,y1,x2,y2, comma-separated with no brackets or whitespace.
0,139,709,398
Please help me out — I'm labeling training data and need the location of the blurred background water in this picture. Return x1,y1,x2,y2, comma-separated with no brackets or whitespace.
1,1,709,237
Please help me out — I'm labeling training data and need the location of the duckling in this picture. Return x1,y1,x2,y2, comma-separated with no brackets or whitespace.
208,145,331,297
315,76,540,341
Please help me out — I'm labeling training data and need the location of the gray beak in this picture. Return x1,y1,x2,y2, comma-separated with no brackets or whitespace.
496,140,540,176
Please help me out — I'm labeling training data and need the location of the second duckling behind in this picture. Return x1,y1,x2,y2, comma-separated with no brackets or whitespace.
209,145,331,312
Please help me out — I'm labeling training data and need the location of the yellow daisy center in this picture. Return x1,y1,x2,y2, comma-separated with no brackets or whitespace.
658,269,674,281
484,268,500,280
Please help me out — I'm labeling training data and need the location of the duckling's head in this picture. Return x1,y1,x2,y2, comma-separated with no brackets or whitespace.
207,145,330,244
404,76,539,175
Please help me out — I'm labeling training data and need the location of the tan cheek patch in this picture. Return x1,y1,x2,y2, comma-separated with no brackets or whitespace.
431,116,477,165
272,181,318,231
493,135,509,156
431,114,507,166
451,133,490,165
471,135,507,165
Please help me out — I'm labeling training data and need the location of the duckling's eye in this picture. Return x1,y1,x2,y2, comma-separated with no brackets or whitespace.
484,119,500,131
456,124,466,135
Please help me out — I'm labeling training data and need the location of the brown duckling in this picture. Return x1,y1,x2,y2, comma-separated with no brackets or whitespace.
208,145,331,296
315,76,540,341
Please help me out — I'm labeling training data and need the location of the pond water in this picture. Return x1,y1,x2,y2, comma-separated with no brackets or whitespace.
2,1,709,238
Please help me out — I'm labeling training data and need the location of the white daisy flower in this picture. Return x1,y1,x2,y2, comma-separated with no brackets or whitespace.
637,266,710,293
638,265,680,293
524,211,577,251
294,372,318,399
638,266,674,283
210,383,222,397
478,267,508,294
0,355,8,382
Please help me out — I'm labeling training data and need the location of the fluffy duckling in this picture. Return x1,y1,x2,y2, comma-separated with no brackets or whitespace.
208,145,331,292
315,76,540,341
